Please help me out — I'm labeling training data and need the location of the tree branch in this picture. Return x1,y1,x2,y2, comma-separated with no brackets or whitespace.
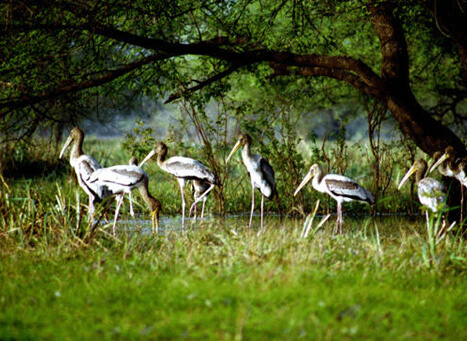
164,64,241,104
0,53,171,113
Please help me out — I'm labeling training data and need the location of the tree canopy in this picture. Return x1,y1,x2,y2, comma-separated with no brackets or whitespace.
1,0,466,154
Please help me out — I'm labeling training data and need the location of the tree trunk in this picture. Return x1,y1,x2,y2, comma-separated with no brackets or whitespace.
369,2,466,157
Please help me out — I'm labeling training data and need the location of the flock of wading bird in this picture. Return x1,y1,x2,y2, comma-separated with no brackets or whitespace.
59,127,466,236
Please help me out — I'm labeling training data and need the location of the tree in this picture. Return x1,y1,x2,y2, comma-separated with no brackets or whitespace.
1,0,466,156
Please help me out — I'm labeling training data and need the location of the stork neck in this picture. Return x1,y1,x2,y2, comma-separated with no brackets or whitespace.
416,164,427,184
70,135,84,162
156,149,167,165
138,181,158,211
312,167,325,190
241,142,252,160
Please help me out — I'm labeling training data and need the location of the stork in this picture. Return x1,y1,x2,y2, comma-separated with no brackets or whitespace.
294,163,374,234
399,158,446,230
226,133,277,232
59,127,107,216
87,164,161,235
430,146,467,223
139,142,218,229
191,179,211,222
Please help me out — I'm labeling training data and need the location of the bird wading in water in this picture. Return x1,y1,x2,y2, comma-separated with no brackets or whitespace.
294,163,374,234
226,133,277,233
140,141,218,230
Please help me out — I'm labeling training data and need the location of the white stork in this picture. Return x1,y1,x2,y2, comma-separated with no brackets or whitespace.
139,142,218,229
398,158,446,220
87,164,161,235
294,163,374,234
59,127,106,216
191,179,211,222
226,133,277,232
430,146,466,222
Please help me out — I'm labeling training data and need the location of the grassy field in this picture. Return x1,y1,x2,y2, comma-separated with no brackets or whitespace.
0,137,466,339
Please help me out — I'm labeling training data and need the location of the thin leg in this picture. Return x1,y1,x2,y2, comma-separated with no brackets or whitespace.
88,195,95,216
335,201,342,234
177,178,186,230
200,197,206,222
425,210,430,237
260,194,264,234
113,194,125,236
189,184,214,216
193,201,198,221
460,185,464,227
129,191,135,217
249,182,255,228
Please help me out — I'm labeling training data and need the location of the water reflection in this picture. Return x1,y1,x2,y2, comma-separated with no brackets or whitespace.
111,212,420,236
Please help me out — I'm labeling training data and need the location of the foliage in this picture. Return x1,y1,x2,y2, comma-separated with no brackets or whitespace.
1,0,465,143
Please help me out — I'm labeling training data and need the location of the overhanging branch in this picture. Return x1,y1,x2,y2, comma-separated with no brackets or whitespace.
164,64,241,104
0,53,172,114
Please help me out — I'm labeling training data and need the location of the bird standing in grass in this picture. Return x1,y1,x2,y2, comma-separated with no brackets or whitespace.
226,133,277,233
191,179,211,222
59,127,106,216
294,163,374,234
430,146,467,223
398,158,445,227
88,163,161,235
140,142,218,229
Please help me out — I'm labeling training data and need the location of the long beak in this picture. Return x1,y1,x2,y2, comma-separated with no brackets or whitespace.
398,164,417,190
294,170,314,196
429,152,448,173
139,149,157,167
59,136,73,159
226,140,242,163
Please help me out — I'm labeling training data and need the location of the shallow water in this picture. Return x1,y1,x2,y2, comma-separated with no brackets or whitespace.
112,213,302,235
109,211,417,236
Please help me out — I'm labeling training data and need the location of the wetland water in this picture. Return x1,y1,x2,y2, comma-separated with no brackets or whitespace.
108,212,416,236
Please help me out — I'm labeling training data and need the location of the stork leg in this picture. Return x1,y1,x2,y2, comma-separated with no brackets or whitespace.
88,195,96,217
335,201,343,234
129,191,135,218
113,194,125,236
192,201,198,221
259,193,265,234
200,197,206,222
460,185,464,227
177,178,186,230
189,184,214,217
249,181,255,228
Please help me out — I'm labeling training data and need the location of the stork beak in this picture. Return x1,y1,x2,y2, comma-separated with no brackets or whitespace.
226,140,242,163
294,170,314,196
139,149,157,168
398,163,418,190
59,136,73,159
429,152,448,173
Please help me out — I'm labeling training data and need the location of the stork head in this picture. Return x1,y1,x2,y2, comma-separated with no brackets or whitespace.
140,142,168,167
59,126,84,159
429,146,455,174
294,163,322,196
129,156,138,166
398,158,427,190
226,133,252,163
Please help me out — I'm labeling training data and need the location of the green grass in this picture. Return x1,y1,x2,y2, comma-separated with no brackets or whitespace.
0,219,466,340
0,138,466,339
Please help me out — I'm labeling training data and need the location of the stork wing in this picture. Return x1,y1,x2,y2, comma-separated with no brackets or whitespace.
90,165,145,187
259,157,276,196
164,156,217,183
325,176,374,203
